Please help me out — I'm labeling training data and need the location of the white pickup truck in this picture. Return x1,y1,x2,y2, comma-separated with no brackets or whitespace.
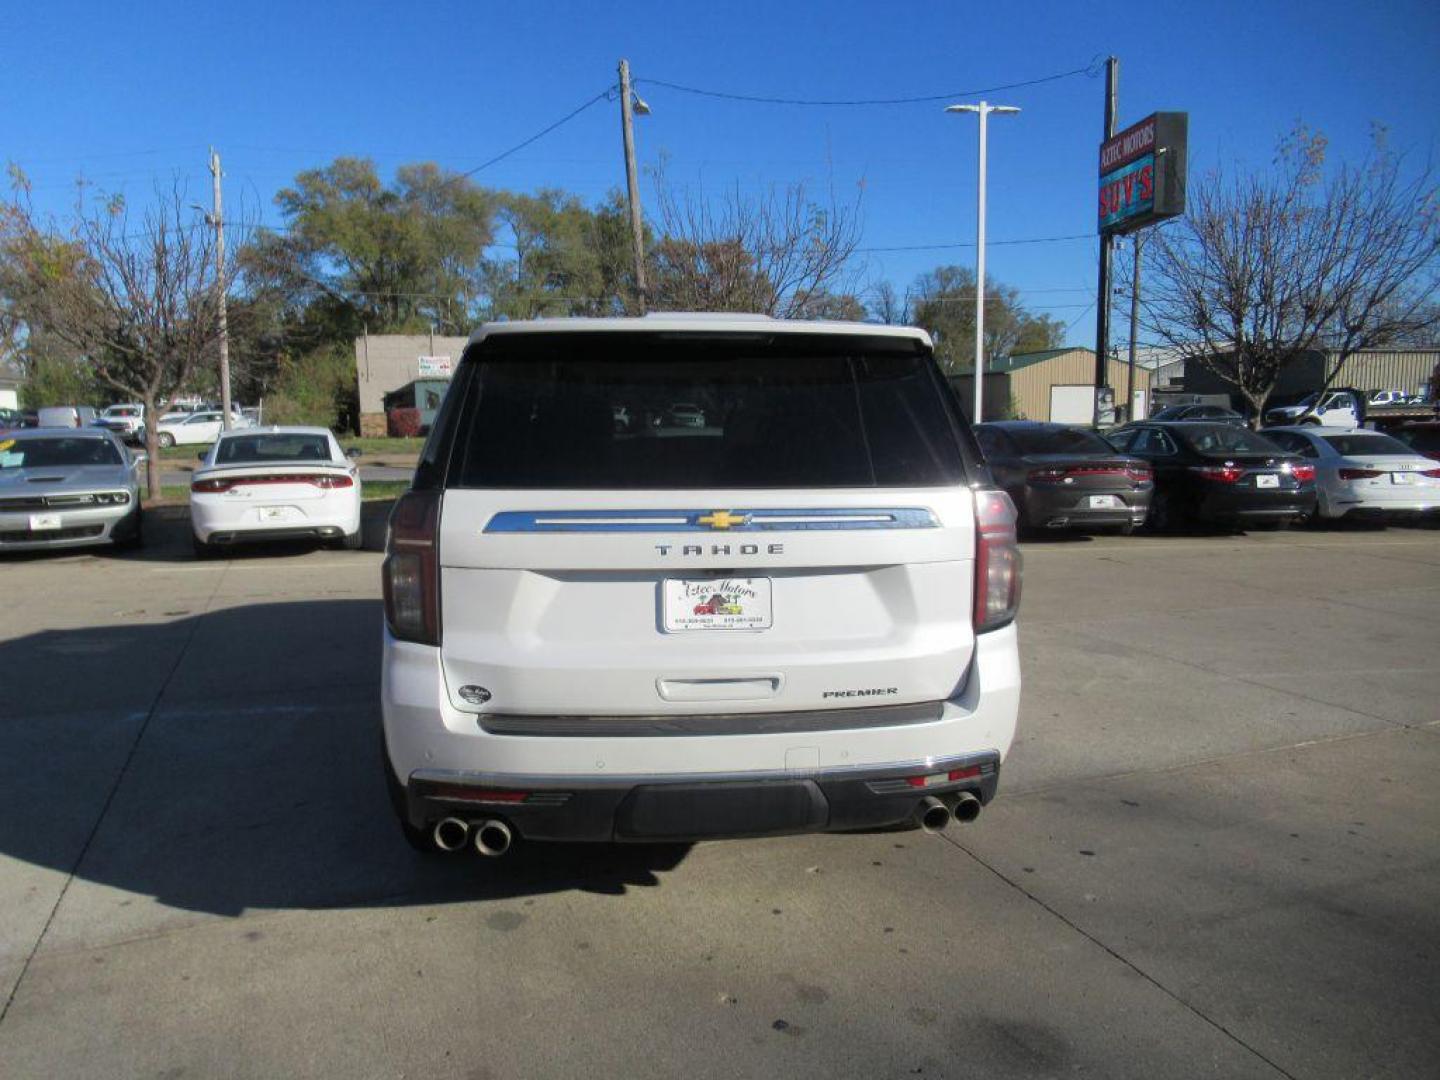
1264,390,1362,429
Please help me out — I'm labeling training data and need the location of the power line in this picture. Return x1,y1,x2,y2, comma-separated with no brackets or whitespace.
635,60,1101,107
858,233,1094,253
451,86,616,181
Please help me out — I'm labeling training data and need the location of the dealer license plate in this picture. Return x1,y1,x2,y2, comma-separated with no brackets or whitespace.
260,506,296,522
1088,495,1119,509
1391,472,1414,485
664,577,773,632
29,513,61,531
1255,474,1280,488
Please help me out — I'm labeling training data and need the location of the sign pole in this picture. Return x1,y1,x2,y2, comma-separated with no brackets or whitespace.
1094,57,1118,425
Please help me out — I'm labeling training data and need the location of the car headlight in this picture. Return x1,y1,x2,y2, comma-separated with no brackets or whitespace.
94,491,131,505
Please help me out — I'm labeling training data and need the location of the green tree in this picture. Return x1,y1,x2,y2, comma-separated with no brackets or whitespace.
910,266,1064,374
247,158,497,342
484,189,635,319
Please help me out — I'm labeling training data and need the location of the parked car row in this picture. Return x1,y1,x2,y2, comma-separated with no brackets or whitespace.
977,420,1440,534
0,424,359,556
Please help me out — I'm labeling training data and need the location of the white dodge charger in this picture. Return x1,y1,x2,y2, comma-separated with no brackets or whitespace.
190,427,362,556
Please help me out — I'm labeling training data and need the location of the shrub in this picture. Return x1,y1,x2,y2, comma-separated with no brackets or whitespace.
387,407,422,438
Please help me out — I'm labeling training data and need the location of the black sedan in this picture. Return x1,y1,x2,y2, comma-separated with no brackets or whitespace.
974,421,1153,535
1149,403,1247,424
1105,422,1316,530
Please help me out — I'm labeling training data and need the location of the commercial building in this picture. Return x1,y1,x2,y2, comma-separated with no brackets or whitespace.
1183,349,1439,407
0,361,23,411
354,334,464,437
989,347,1155,424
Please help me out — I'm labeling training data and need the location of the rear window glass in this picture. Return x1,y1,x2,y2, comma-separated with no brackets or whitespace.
1177,425,1284,455
1005,426,1115,456
1320,433,1413,456
0,437,121,468
449,335,967,489
216,434,331,463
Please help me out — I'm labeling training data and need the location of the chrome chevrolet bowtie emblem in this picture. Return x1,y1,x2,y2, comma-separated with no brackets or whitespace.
697,510,748,530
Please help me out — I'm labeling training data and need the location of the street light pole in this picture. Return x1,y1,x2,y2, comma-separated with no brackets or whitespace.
945,101,1020,424
208,148,232,430
618,59,650,314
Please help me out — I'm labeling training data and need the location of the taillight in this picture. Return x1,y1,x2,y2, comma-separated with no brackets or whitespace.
1421,468,1440,478
1190,465,1245,483
383,489,441,646
1027,467,1069,482
1125,464,1152,483
1026,464,1129,482
974,489,1022,633
1289,464,1316,483
190,473,354,493
1337,467,1379,480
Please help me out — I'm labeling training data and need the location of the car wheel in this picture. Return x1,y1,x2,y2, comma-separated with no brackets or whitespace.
339,526,363,551
158,432,175,448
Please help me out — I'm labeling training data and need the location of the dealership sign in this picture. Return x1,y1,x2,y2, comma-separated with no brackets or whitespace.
417,355,452,378
1098,112,1187,235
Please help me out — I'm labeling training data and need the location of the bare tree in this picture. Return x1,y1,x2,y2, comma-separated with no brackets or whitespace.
1142,125,1440,423
649,164,863,317
867,280,910,325
1,173,231,495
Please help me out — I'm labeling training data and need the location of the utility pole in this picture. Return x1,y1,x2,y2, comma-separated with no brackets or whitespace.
1126,231,1143,421
208,148,232,430
618,59,649,314
1093,56,1118,426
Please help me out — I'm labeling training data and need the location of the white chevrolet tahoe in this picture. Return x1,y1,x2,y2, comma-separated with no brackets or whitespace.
381,315,1022,857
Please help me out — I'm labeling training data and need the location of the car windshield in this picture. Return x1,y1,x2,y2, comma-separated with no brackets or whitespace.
1321,433,1414,457
215,433,331,464
1005,426,1115,456
450,334,967,489
1176,425,1284,455
0,437,122,468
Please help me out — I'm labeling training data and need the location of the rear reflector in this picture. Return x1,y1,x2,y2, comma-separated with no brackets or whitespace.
974,489,1022,633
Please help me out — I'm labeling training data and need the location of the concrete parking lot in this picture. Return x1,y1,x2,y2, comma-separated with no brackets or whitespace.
1,511,1436,1079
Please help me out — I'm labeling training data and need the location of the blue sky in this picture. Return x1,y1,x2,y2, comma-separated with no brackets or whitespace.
4,0,1437,343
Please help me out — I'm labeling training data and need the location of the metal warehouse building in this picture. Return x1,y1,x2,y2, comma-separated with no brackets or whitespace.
992,347,1155,424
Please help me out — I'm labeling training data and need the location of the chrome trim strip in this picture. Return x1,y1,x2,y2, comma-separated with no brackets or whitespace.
409,749,1001,792
484,507,940,533
477,699,944,738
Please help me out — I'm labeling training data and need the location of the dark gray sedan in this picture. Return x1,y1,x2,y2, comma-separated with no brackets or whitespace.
0,429,145,552
975,421,1153,535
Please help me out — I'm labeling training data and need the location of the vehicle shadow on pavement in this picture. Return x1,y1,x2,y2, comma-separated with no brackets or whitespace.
98,500,396,564
0,598,692,919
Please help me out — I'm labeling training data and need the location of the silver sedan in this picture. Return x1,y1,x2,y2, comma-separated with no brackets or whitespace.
0,429,145,552
1263,426,1440,521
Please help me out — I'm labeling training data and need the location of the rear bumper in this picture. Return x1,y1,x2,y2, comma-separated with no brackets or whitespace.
191,493,360,543
400,752,1001,842
382,621,1022,842
1019,486,1150,530
1196,488,1315,521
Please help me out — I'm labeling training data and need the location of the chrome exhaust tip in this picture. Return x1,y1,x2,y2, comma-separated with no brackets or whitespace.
432,817,469,852
951,791,982,824
473,818,513,858
916,795,952,832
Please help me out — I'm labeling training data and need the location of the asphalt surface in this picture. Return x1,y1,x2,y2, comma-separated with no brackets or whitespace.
1,510,1437,1079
